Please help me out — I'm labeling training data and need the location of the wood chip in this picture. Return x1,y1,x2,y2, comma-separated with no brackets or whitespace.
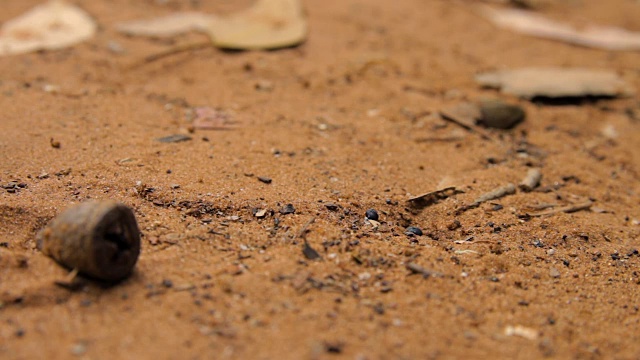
519,168,542,192
408,186,464,209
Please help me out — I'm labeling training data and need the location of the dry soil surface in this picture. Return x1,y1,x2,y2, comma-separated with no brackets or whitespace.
1,0,640,359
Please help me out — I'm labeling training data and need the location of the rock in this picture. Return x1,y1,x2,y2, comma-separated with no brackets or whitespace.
479,99,525,129
404,226,423,236
365,209,379,221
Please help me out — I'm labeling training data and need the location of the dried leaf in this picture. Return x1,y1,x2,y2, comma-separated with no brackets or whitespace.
115,0,307,50
205,0,307,49
191,107,238,130
481,6,640,51
476,67,634,98
0,0,97,56
116,12,214,37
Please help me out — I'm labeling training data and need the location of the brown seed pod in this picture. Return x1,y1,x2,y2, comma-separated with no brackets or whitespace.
37,201,141,281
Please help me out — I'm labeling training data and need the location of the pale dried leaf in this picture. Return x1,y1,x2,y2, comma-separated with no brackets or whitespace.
116,12,215,37
0,0,96,56
481,6,640,51
115,0,307,50
476,67,635,98
205,0,307,49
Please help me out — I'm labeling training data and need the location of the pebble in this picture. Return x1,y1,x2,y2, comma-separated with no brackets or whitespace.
479,99,525,129
254,209,267,218
325,203,339,211
404,226,423,236
365,209,379,221
279,204,295,215
258,176,272,184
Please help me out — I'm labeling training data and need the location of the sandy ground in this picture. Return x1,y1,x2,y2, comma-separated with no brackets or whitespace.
1,0,640,359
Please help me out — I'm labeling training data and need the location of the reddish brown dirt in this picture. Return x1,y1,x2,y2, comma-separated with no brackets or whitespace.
1,0,640,359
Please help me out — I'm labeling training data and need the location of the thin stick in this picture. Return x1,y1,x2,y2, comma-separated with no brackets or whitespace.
519,168,542,192
125,41,212,70
527,201,593,217
457,183,516,213
297,217,316,239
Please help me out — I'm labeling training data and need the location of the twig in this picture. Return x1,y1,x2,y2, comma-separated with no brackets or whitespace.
527,201,593,217
406,262,432,278
439,104,496,141
297,217,316,240
125,41,212,70
519,168,542,192
457,183,516,214
408,186,464,209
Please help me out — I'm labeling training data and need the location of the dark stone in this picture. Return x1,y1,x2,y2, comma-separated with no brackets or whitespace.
365,209,379,221
479,100,525,129
404,226,423,236
279,204,295,215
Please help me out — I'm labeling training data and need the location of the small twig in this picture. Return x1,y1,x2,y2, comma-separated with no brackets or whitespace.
519,168,542,192
527,201,593,217
454,249,480,255
408,186,464,209
406,262,432,278
439,104,496,142
125,41,212,70
297,217,316,240
457,183,516,214
54,268,86,291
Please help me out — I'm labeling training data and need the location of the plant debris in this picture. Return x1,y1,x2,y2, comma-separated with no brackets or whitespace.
522,201,593,217
481,6,640,51
476,67,634,99
408,186,464,209
302,241,321,260
37,201,141,281
458,183,516,213
156,134,192,143
117,0,307,50
439,103,495,140
405,263,433,278
0,0,97,56
190,107,238,130
519,168,542,192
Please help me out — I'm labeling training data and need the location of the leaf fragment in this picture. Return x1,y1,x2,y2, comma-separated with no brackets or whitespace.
0,0,97,56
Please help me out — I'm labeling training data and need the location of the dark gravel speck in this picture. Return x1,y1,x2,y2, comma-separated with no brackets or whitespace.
365,209,379,221
405,226,423,236
325,203,339,211
279,204,295,215
258,176,272,184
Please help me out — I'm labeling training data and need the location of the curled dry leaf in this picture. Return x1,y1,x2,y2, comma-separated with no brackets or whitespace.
481,6,640,51
0,0,97,56
116,0,307,50
476,67,635,98
206,0,307,50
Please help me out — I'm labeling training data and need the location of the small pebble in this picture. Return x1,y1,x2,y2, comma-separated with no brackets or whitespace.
279,204,295,215
258,176,272,184
404,226,423,236
325,203,339,211
479,99,525,129
365,209,379,221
